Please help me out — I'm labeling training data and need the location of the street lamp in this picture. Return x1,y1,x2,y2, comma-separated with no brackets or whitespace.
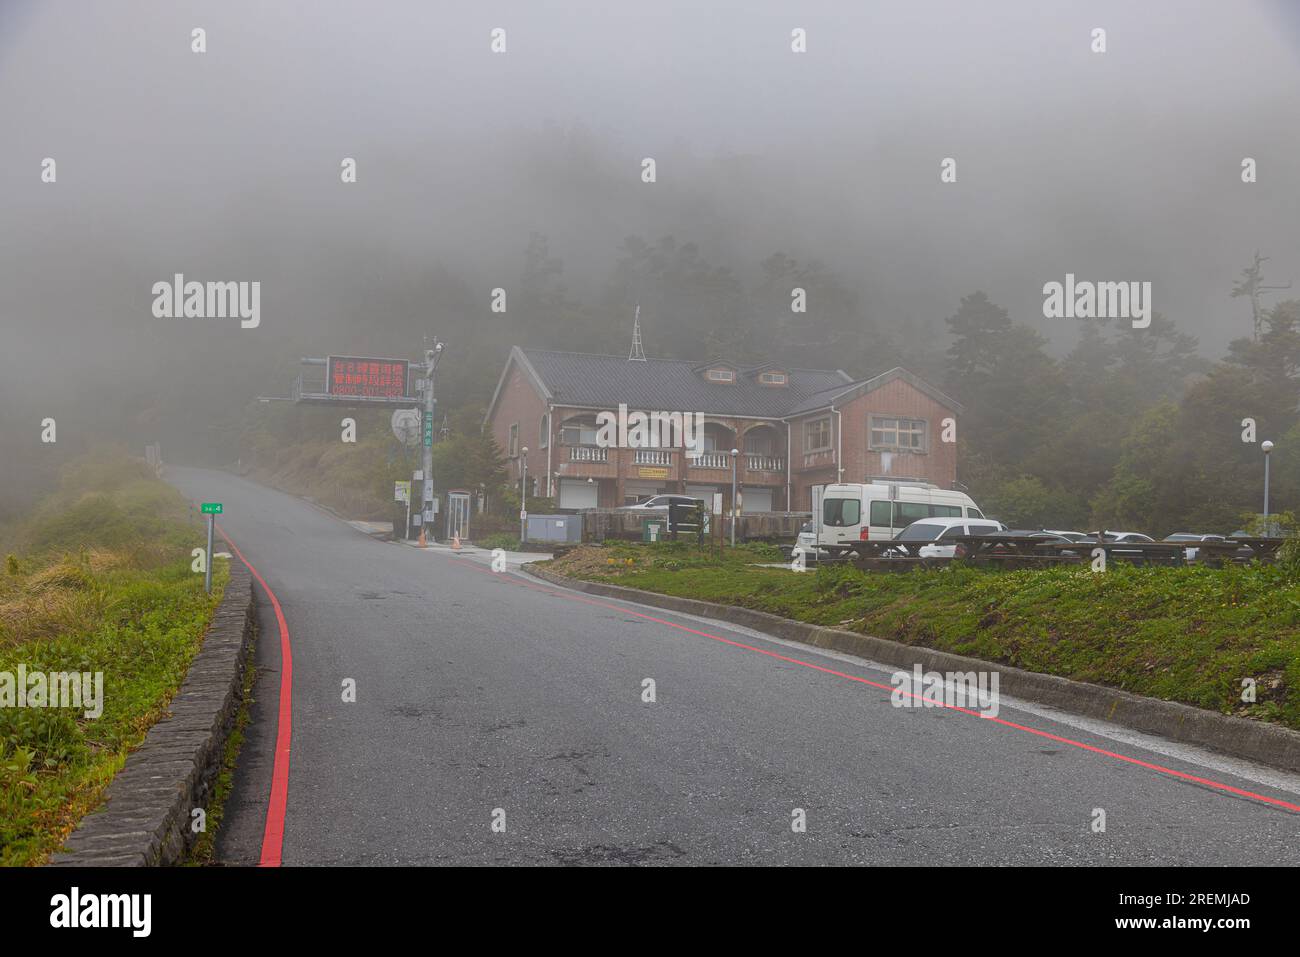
730,448,740,547
520,447,529,543
1262,440,1274,536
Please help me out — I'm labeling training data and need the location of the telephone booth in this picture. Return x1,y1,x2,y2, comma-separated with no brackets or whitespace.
446,490,472,542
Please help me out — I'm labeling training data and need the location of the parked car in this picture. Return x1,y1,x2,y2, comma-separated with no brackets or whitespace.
891,518,1008,558
817,482,985,556
620,494,704,510
1163,532,1227,561
1102,531,1156,544
1042,529,1091,542
789,521,832,560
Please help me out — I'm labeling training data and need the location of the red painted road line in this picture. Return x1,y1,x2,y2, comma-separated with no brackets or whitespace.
456,559,1300,815
217,523,293,867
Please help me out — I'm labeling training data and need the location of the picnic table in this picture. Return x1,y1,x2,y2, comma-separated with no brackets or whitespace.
1052,540,1185,566
849,540,945,571
1184,537,1283,565
950,532,1084,567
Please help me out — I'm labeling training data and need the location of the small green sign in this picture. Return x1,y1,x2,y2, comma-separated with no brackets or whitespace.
201,503,223,515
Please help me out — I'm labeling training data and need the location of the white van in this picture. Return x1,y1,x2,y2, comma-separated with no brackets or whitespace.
815,482,986,556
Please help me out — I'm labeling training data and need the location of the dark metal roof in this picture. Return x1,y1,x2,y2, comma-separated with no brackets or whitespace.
483,347,962,426
517,349,855,418
783,367,966,417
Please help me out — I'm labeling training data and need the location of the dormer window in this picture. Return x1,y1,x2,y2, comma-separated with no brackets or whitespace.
759,371,787,386
706,368,735,383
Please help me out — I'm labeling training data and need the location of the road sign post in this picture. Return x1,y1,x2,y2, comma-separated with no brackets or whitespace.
418,341,444,546
394,481,411,540
200,503,222,594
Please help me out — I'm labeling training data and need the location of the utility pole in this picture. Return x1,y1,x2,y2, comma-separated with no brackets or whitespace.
1232,252,1292,340
1263,440,1274,536
730,448,739,547
419,340,445,546
520,448,529,544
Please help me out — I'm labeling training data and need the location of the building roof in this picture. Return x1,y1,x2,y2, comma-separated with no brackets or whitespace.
783,366,965,416
485,347,961,423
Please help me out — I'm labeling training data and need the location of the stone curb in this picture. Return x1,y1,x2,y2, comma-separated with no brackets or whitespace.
47,560,256,866
524,564,1300,775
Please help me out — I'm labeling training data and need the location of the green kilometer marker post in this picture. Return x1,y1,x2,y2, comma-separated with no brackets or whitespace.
200,504,222,593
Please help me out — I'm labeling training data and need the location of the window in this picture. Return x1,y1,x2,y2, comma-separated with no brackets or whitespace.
870,416,927,451
966,507,984,519
898,523,943,542
868,500,964,527
804,417,832,452
896,501,929,525
939,526,966,541
706,368,735,382
822,498,860,527
539,413,549,448
759,371,787,385
508,423,519,457
561,423,600,445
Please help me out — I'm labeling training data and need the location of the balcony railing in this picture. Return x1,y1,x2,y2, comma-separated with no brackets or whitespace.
802,448,835,469
746,454,785,472
687,451,732,470
633,449,674,466
568,445,608,462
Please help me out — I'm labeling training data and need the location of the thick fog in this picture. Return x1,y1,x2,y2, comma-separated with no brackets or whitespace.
1,0,1298,475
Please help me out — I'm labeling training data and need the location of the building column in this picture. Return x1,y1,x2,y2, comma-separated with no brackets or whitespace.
614,448,625,507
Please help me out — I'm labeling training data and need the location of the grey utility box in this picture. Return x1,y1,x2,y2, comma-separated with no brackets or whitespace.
526,514,583,544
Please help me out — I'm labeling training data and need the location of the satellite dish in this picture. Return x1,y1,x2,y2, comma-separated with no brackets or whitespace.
391,409,421,446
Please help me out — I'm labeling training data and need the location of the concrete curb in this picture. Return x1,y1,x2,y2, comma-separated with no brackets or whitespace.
48,560,256,866
524,564,1300,775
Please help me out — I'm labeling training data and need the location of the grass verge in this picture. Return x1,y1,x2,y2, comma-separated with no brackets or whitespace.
0,450,224,866
543,541,1300,731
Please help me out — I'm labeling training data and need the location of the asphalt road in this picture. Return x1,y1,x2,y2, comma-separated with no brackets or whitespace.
167,467,1300,866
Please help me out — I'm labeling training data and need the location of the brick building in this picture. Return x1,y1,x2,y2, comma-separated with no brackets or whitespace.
484,347,963,513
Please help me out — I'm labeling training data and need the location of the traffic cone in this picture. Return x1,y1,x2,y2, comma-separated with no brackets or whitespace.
452,533,461,550
418,528,426,547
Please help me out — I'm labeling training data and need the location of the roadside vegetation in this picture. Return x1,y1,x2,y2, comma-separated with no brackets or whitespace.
238,402,511,528
544,541,1300,732
0,450,223,866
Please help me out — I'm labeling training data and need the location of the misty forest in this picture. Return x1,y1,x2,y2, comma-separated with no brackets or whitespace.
2,2,1297,538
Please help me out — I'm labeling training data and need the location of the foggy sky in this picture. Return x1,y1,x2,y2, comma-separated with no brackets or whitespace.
2,0,1298,422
